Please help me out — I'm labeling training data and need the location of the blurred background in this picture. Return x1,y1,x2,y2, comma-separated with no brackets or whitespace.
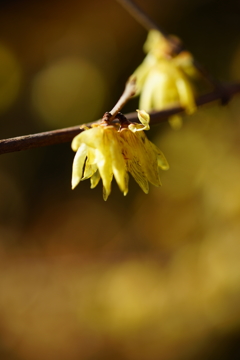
0,0,240,359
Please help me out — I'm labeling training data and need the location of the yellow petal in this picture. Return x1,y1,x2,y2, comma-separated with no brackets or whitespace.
119,129,148,192
137,109,150,127
77,128,113,199
71,132,83,152
105,129,128,195
82,162,98,180
90,170,101,189
71,144,87,189
143,30,163,53
120,128,161,190
95,145,113,201
128,123,144,133
175,76,196,114
102,170,113,201
103,182,112,201
153,70,179,109
149,141,169,170
128,110,150,133
81,148,98,180
123,173,129,196
138,71,160,111
127,159,149,194
135,131,162,187
77,126,104,149
132,53,157,95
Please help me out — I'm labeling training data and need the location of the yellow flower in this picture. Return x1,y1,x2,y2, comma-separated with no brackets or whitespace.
132,30,197,127
71,110,169,200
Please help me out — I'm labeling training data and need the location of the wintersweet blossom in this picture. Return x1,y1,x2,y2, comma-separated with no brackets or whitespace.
71,110,169,200
132,30,197,128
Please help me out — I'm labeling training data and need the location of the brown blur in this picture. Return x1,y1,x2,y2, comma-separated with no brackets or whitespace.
0,0,240,359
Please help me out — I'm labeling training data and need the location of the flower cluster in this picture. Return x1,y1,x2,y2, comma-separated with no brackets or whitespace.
71,110,169,200
132,30,197,128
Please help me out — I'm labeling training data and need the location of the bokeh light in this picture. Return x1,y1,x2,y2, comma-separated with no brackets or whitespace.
0,43,22,115
32,57,107,128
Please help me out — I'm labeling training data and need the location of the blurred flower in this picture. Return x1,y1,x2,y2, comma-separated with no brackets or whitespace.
132,30,197,128
71,110,169,200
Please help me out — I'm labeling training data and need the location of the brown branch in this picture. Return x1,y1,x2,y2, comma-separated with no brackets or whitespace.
0,83,239,155
115,0,168,37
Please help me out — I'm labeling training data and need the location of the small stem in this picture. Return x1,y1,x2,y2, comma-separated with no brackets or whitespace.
109,78,136,120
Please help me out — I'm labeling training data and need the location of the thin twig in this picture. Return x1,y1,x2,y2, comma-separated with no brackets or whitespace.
116,0,220,88
0,83,239,155
116,0,169,39
109,78,136,120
